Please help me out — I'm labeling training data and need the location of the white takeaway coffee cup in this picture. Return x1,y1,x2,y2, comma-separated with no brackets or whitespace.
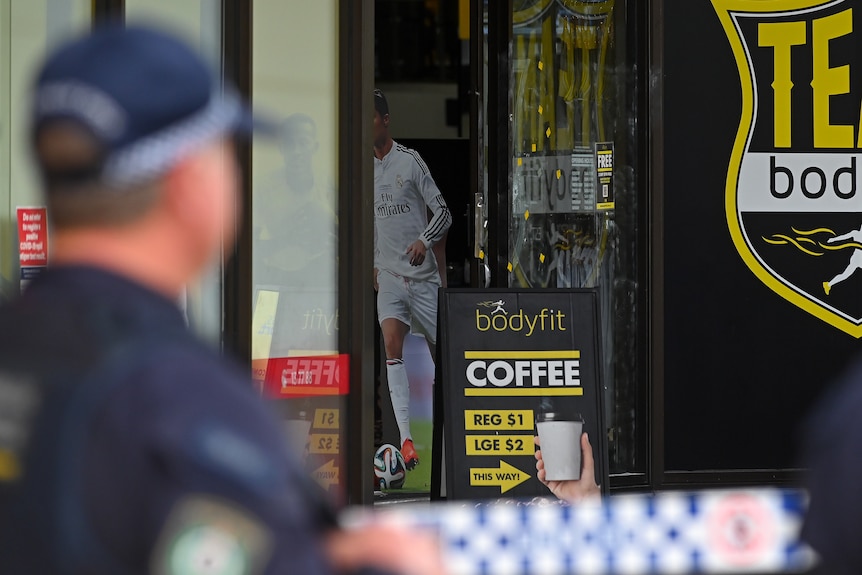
536,411,584,481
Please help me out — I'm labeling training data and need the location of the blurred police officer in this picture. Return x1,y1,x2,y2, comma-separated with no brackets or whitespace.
0,24,445,575
801,359,862,575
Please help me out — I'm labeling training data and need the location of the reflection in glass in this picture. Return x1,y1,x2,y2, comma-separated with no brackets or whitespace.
124,0,223,342
508,0,641,475
252,1,343,502
254,114,337,292
0,0,90,299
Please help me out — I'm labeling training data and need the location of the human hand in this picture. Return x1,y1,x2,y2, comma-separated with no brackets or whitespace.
405,240,428,266
373,268,379,291
325,522,449,575
534,432,601,503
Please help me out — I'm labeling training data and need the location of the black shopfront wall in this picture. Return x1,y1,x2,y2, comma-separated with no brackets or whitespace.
658,0,862,482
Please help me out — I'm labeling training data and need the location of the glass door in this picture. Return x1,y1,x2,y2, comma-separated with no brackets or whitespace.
0,0,90,300
250,0,345,504
501,0,646,480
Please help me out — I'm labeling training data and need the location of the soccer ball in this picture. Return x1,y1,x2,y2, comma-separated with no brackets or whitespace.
373,443,406,490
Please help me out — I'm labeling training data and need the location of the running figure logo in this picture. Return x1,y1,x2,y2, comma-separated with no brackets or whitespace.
823,225,862,296
762,225,862,333
763,226,862,296
478,300,508,315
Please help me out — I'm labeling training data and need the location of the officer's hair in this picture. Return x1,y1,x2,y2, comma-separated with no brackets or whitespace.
34,122,161,229
45,184,161,230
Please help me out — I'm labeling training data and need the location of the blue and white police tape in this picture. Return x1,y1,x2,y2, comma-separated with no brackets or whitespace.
345,488,817,575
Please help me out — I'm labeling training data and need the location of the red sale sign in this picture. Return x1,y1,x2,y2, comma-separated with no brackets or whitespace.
17,207,48,278
262,354,349,398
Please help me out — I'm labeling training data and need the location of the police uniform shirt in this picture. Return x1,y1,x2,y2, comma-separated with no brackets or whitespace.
374,141,451,282
800,357,862,575
0,266,336,574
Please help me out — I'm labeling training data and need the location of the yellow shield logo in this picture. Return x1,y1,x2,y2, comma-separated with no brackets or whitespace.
714,0,862,337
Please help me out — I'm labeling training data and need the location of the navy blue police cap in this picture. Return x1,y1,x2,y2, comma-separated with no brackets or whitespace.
31,24,273,188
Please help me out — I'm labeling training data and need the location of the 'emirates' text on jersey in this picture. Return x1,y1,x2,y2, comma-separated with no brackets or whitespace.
374,142,452,281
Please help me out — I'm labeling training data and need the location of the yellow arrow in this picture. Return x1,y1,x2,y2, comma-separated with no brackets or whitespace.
312,459,339,491
468,460,530,494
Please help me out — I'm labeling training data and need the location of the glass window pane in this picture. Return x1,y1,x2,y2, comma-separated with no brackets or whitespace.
252,1,343,503
124,1,222,342
508,0,642,476
124,1,220,65
0,0,89,300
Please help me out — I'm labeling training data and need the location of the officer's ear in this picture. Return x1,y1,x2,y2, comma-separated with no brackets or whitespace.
161,144,218,229
162,139,238,254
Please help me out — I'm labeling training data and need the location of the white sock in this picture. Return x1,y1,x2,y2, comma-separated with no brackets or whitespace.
386,358,411,445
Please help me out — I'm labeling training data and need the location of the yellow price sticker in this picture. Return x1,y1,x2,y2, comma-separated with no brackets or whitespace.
313,409,339,429
309,433,339,454
466,435,534,456
465,410,534,430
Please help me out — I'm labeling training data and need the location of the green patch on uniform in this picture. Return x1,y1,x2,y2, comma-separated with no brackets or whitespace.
151,495,272,575
168,524,248,574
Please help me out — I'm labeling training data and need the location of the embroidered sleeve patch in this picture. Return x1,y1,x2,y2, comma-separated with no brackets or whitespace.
150,495,273,575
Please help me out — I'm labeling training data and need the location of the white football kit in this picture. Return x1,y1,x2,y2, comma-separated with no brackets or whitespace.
375,141,451,454
374,141,451,342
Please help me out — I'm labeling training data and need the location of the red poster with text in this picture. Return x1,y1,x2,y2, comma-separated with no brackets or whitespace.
262,354,349,399
17,207,48,280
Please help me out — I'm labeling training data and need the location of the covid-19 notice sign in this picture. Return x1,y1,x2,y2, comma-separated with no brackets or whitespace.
17,207,48,287
434,289,608,501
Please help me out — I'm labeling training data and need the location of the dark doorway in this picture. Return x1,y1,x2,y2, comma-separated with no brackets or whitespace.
373,0,471,500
